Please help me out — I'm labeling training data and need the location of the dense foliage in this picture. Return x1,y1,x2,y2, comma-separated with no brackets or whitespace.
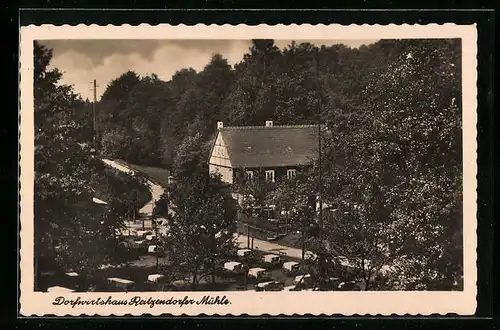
90,39,462,290
34,42,151,289
93,162,152,221
162,133,238,287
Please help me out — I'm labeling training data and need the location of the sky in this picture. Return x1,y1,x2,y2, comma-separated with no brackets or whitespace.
39,39,378,101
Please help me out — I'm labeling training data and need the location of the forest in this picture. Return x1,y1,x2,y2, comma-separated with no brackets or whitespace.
93,38,463,290
35,38,463,290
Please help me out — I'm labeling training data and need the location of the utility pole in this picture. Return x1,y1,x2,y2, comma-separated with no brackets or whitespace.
90,79,98,152
247,224,250,249
89,80,98,191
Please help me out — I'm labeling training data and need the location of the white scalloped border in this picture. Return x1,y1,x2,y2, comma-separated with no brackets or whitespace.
19,23,478,317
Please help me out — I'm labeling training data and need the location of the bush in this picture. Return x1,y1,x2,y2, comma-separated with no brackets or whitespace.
93,162,152,218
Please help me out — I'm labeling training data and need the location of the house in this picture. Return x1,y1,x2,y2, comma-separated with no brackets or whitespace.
208,120,319,185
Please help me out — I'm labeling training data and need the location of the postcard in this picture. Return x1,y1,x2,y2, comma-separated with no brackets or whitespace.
19,23,477,316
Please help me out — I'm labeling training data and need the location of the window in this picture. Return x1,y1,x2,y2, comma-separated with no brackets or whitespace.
265,170,275,182
245,170,254,180
287,169,296,179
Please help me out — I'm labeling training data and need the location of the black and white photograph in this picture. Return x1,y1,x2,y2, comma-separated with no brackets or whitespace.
20,24,478,316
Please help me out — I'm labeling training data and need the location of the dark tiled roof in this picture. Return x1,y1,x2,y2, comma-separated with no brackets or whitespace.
219,125,318,168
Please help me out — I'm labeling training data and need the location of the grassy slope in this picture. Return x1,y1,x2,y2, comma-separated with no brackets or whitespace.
115,160,171,188
94,165,152,211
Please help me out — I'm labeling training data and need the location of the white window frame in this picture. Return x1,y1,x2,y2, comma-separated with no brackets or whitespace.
287,169,296,179
265,170,275,182
245,170,254,180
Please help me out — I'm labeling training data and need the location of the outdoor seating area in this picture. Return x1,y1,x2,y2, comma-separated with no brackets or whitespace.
38,214,362,293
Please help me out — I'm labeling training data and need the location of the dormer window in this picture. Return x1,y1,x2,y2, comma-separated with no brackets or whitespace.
265,170,275,182
287,169,296,179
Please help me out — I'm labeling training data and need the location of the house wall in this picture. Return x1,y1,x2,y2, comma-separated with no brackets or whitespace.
233,166,302,183
208,133,233,184
209,164,233,184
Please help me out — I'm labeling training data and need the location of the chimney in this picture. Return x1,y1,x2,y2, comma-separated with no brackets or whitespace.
217,121,224,130
265,120,273,127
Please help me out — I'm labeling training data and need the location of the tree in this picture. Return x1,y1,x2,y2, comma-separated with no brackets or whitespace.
99,126,131,159
97,71,141,159
270,167,317,259
160,68,198,153
34,42,121,288
124,75,171,165
320,39,463,290
225,39,282,126
232,167,279,220
321,187,392,290
172,133,207,179
153,193,169,218
163,136,237,288
368,39,463,290
92,160,151,220
180,54,234,139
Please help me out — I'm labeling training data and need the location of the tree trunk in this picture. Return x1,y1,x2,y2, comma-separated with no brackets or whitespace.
301,221,306,260
364,269,373,291
361,258,366,289
192,264,198,289
361,258,371,291
211,262,216,284
192,273,197,289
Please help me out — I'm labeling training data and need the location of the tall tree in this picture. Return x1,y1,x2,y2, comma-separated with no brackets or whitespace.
97,71,141,159
321,39,463,290
158,68,198,168
179,54,234,139
371,39,463,290
172,133,208,180
164,134,237,287
270,167,317,258
225,39,282,126
34,42,120,288
124,74,171,164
